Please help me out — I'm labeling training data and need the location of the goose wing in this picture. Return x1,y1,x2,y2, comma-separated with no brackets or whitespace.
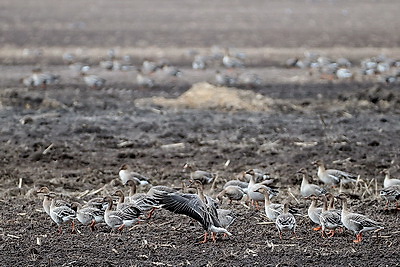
153,192,209,228
327,169,356,183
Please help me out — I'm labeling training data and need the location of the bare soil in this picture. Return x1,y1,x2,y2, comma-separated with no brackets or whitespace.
1,0,400,266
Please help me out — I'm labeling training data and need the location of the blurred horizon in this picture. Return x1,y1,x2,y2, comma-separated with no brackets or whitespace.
1,0,399,48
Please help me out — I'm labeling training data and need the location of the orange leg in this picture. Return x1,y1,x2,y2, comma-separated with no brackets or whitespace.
200,232,208,244
255,201,260,210
71,221,76,234
384,201,389,210
278,231,283,240
321,229,327,238
353,233,363,243
58,226,63,234
90,220,96,231
117,224,125,232
396,202,400,210
211,232,217,243
313,226,322,231
327,230,335,238
147,208,156,219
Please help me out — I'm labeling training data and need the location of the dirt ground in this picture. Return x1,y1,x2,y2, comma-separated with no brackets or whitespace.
1,0,400,266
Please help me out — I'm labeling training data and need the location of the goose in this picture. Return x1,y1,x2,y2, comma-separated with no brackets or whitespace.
319,194,343,238
183,163,215,185
216,185,246,204
75,203,104,231
306,195,323,231
161,64,182,77
223,180,249,193
246,170,279,209
49,196,76,234
275,203,297,239
238,72,262,88
153,180,231,243
379,185,400,210
216,209,236,238
142,59,159,74
382,169,400,188
125,180,162,218
81,73,106,89
118,164,150,186
103,196,142,232
222,48,243,69
298,168,327,197
136,69,155,88
312,160,357,186
215,70,237,87
192,55,207,70
37,187,71,216
336,194,384,243
255,187,301,222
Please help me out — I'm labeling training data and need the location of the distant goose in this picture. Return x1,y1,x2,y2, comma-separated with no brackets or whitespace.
137,69,155,88
222,48,244,69
81,73,106,89
215,70,237,87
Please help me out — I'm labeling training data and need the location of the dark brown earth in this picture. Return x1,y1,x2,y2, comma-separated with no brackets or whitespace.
1,1,400,266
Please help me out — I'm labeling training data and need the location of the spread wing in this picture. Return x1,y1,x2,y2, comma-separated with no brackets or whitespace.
153,191,210,229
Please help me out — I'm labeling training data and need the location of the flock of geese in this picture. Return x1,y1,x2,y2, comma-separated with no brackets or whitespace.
20,47,400,91
286,52,400,84
20,47,263,90
37,160,400,244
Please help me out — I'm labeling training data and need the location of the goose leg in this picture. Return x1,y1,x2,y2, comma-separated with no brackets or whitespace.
327,230,335,238
117,224,125,233
147,207,156,219
200,232,208,244
278,230,283,240
384,201,389,210
211,232,217,242
313,226,322,231
71,221,76,234
90,220,96,231
321,229,327,238
58,225,63,234
353,233,362,243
